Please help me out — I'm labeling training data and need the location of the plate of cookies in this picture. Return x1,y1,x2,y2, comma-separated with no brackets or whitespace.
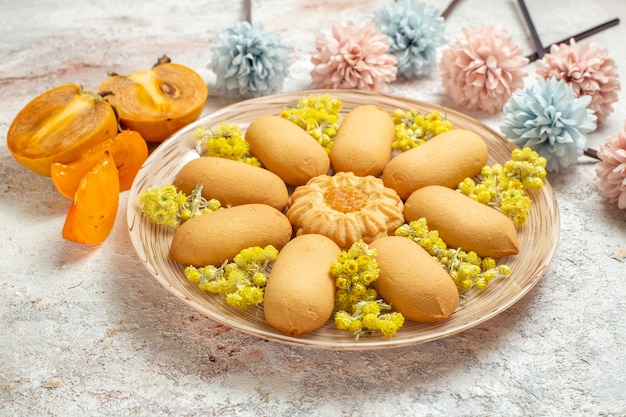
126,89,559,350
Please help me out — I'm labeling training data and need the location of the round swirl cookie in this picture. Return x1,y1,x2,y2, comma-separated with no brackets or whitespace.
286,171,404,249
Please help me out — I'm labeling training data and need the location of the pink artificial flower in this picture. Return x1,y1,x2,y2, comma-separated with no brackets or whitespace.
310,22,397,91
536,40,620,123
439,25,528,113
596,122,626,209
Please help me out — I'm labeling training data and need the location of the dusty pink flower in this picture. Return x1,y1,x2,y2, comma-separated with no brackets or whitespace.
596,122,626,209
439,25,528,113
536,40,620,123
310,22,397,91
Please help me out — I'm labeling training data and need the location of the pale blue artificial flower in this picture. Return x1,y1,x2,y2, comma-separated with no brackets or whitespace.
373,0,446,78
209,21,291,98
501,77,597,172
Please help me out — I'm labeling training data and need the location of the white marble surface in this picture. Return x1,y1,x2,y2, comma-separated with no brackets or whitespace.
1,0,625,416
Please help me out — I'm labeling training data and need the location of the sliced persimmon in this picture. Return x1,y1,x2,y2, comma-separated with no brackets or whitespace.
6,84,118,176
99,61,208,142
62,152,120,244
51,129,148,199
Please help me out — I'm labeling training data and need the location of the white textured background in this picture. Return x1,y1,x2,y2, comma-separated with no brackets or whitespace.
1,0,625,416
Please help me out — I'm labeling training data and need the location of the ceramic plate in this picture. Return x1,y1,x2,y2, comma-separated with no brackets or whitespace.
127,90,560,350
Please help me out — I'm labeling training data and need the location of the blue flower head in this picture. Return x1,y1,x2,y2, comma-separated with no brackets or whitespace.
501,77,597,172
209,21,291,98
373,0,446,78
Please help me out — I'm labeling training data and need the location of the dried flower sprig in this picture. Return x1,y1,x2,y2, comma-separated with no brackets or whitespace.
500,77,597,172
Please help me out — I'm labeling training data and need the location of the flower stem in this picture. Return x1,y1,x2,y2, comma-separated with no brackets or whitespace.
526,18,620,63
441,0,462,19
244,0,252,23
517,0,545,59
584,148,600,161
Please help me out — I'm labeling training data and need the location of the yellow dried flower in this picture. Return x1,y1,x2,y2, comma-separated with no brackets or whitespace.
194,124,261,166
395,218,511,292
392,109,452,151
457,147,546,226
184,245,278,309
280,93,342,154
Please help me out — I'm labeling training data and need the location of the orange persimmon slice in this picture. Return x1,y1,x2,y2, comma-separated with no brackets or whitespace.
62,152,120,244
6,84,118,176
99,62,208,142
51,130,148,199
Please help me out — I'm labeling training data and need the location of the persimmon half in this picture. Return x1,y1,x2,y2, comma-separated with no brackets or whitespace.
6,84,119,176
99,62,208,142
62,152,120,245
51,129,148,199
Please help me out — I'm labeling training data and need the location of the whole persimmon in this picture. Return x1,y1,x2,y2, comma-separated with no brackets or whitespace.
6,84,119,176
99,59,208,142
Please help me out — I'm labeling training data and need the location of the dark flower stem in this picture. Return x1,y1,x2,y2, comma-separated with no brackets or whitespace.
517,0,545,59
526,18,620,62
441,0,462,19
244,0,252,24
516,0,620,63
584,148,600,161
